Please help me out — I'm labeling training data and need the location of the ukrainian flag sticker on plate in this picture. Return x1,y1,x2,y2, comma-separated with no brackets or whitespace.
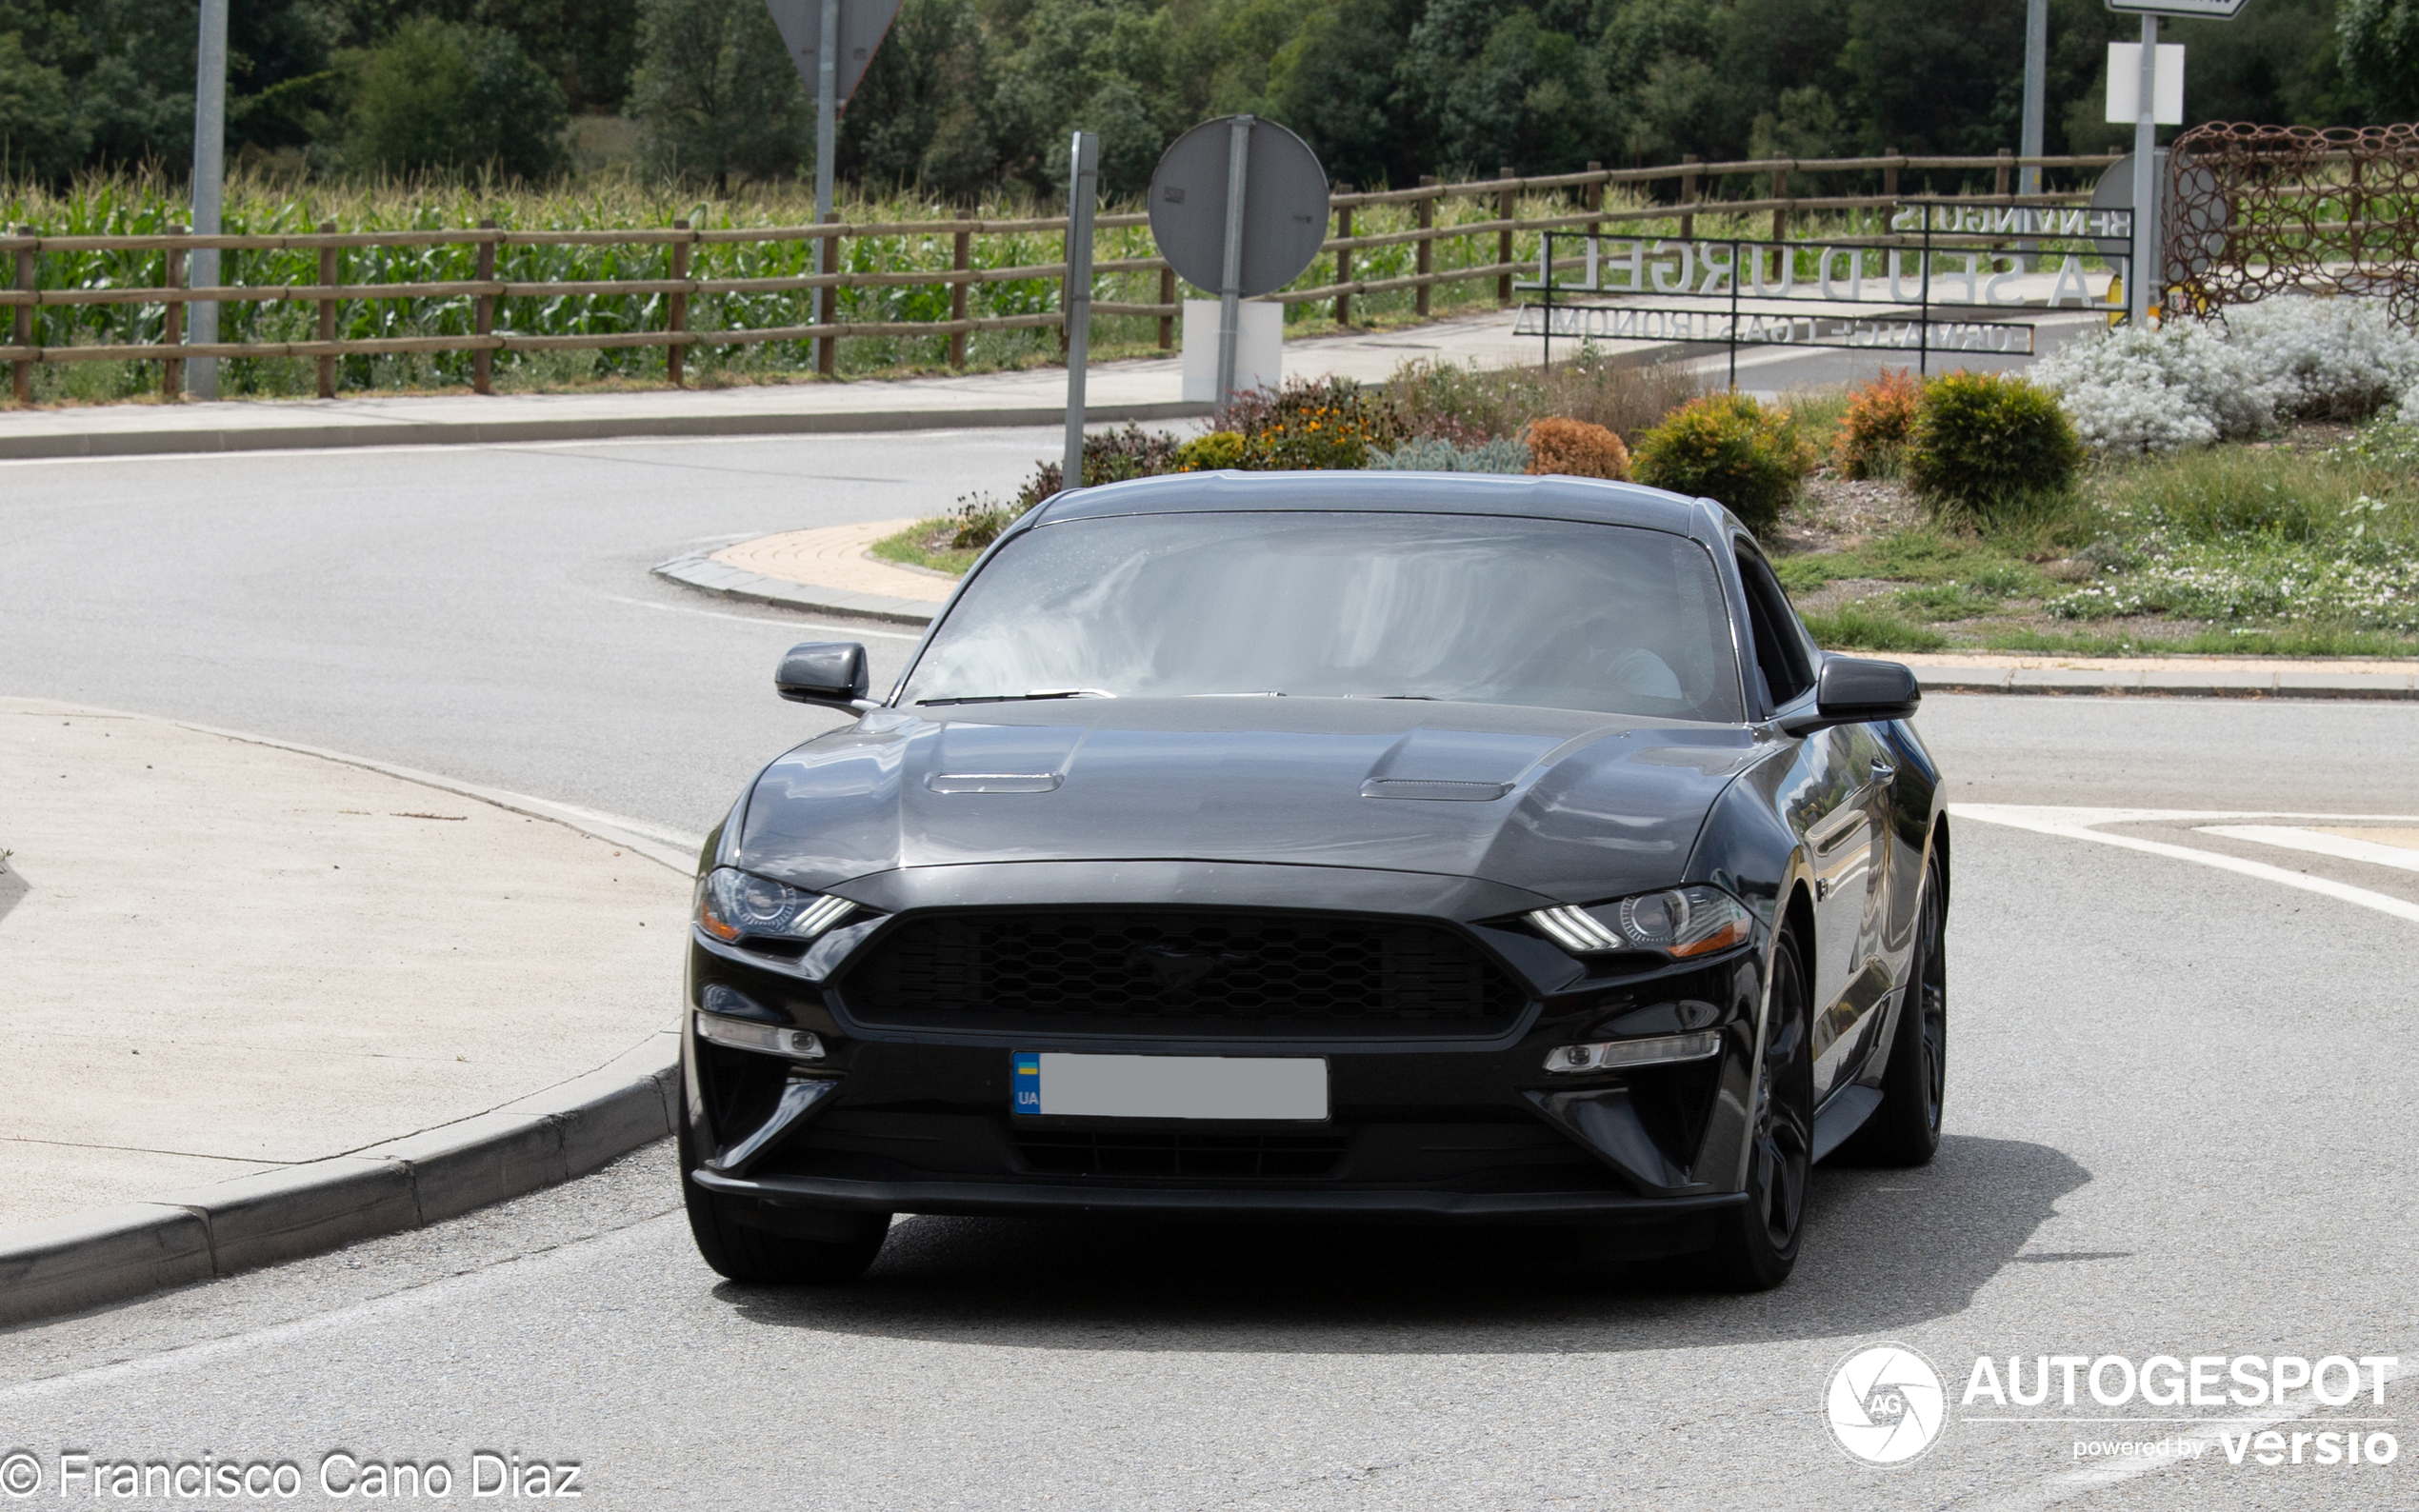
1012,1052,1041,1115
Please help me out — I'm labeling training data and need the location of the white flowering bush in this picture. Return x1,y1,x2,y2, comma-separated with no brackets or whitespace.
1368,436,1532,472
2034,297,2419,453
2225,298,2419,421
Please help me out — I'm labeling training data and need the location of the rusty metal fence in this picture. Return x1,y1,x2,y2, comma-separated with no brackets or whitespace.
2169,123,2419,329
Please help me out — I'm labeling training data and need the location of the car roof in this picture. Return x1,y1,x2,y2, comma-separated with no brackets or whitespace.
1028,469,1720,538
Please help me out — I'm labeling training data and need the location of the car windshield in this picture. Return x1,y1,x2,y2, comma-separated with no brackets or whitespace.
898,510,1745,723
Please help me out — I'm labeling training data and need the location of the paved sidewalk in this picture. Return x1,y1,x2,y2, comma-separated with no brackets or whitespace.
0,313,1565,461
0,697,696,1318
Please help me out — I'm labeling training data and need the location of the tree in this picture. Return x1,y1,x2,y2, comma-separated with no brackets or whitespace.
2339,0,2419,119
630,0,811,190
841,0,1000,196
341,17,569,177
0,30,85,180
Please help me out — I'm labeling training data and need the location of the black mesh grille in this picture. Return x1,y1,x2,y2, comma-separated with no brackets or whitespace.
1011,1129,1350,1179
840,910,1526,1033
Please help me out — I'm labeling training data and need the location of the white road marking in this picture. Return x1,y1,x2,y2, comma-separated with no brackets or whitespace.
2197,825,2419,875
1951,806,2419,925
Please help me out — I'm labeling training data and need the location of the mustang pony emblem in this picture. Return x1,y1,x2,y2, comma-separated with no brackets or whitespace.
1125,943,1250,991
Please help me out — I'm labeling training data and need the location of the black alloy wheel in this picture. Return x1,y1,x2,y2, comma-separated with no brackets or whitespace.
1706,924,1814,1291
680,1124,891,1284
1841,844,1948,1166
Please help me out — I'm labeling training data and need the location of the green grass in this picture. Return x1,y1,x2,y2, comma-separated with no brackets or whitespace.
1889,583,2006,622
1800,602,1949,652
1772,527,2036,592
868,519,985,575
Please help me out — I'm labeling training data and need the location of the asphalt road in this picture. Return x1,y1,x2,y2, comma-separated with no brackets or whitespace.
4,435,2416,1509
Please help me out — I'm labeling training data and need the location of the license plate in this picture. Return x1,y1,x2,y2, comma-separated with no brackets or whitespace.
1011,1052,1328,1121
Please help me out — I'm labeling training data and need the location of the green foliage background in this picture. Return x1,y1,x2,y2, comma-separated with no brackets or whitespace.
0,0,2395,194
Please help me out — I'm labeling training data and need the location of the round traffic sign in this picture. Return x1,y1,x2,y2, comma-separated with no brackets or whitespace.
2089,152,2225,272
1148,116,1329,298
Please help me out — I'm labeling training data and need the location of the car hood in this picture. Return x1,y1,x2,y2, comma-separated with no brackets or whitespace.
735,698,1766,905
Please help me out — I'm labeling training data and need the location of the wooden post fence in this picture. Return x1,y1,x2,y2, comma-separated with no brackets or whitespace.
951,229,972,366
1416,179,1436,317
1333,188,1352,328
667,220,690,387
472,219,497,395
315,221,337,398
162,234,184,402
0,151,2143,400
1497,167,1516,306
11,226,30,404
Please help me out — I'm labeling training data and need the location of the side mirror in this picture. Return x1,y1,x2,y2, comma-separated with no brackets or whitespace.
1777,656,1920,734
775,642,870,711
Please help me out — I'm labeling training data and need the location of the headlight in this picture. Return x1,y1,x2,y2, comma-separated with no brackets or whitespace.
696,866,856,944
1528,885,1751,959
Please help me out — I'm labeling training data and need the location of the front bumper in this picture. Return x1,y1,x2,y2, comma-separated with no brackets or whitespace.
682,882,1769,1225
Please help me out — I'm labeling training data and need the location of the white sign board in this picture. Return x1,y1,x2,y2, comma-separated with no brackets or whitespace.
1181,299,1281,400
2106,0,2245,16
2106,42,2185,124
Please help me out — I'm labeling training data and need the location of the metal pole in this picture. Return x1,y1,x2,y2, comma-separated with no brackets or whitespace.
1918,214,1931,377
188,0,227,400
1728,238,1739,390
2020,0,2047,266
812,0,838,373
1216,115,1252,408
1061,130,1099,495
2129,13,2159,326
1540,232,1551,373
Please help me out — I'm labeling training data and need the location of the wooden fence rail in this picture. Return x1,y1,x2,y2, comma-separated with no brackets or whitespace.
3,150,2137,400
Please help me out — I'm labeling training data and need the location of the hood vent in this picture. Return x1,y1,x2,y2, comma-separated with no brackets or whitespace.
1359,779,1513,802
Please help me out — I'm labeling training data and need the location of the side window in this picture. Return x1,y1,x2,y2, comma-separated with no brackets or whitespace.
1734,544,1816,710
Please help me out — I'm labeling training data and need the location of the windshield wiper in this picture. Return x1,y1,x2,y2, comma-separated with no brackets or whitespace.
915,688,1115,707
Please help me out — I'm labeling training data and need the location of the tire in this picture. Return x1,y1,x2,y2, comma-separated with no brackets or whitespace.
1839,845,1947,1167
680,1129,890,1284
1704,923,1814,1291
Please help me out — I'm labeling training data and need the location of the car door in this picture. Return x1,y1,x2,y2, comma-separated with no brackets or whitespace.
1733,542,1892,1106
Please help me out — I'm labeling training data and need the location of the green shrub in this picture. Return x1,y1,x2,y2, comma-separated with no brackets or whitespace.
1383,351,1702,448
1174,431,1248,470
1905,371,2084,520
1836,368,1922,479
1221,375,1397,469
1629,392,1816,533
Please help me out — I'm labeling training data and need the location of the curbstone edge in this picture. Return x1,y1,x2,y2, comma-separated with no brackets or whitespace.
0,1035,677,1330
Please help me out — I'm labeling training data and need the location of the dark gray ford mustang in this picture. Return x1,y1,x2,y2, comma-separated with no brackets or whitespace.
680,469,1948,1290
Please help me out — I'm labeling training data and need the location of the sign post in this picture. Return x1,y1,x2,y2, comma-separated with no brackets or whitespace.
187,0,227,400
764,0,906,369
1062,131,1100,494
1217,117,1252,407
2105,0,2248,324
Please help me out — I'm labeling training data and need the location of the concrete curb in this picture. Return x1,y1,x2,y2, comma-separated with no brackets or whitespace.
0,1034,679,1326
0,710,707,1329
1914,665,2419,700
0,397,1217,462
652,551,941,627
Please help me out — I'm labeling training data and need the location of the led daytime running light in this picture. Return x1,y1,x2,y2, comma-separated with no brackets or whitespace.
1526,885,1751,959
